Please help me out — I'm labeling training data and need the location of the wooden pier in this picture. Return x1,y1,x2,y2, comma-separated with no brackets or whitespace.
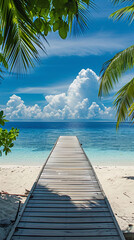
7,136,125,240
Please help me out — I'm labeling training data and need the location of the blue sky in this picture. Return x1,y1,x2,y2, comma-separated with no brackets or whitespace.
1,0,134,121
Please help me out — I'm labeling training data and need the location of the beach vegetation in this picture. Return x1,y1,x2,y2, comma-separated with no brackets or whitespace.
0,111,19,156
0,0,94,74
99,0,134,128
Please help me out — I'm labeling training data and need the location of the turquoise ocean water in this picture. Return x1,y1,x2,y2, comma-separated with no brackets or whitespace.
1,122,134,166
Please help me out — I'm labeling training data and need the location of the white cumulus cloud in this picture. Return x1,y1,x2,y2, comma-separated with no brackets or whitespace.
4,68,114,120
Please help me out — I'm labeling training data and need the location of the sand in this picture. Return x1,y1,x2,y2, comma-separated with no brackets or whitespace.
95,166,134,233
0,165,134,239
0,166,41,240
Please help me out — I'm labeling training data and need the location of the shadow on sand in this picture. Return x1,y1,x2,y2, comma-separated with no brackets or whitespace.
0,193,24,240
123,176,134,180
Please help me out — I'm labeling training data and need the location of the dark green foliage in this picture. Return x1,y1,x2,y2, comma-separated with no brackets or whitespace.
0,0,94,74
114,78,134,128
0,111,19,156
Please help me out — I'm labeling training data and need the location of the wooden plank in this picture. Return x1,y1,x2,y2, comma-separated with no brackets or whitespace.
12,236,121,240
39,175,96,180
46,164,90,167
35,183,100,187
47,160,89,163
20,216,114,223
24,207,109,212
41,172,94,176
32,191,102,196
28,199,106,205
37,180,98,184
54,144,80,147
17,222,115,229
31,193,104,199
50,154,86,157
30,196,104,200
27,202,107,208
54,147,83,150
44,166,91,169
40,173,95,176
53,149,83,152
14,228,119,237
49,157,88,160
34,188,101,192
35,186,100,190
23,211,111,217
42,170,93,174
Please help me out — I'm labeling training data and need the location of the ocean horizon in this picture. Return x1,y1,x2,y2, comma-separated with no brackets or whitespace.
1,121,134,166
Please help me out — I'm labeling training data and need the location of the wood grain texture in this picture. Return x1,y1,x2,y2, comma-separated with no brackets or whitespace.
12,236,121,240
14,228,119,236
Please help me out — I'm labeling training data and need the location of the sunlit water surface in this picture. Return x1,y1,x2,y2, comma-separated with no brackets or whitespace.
1,122,134,166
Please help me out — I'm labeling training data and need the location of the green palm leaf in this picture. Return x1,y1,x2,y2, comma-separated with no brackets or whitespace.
98,0,134,128
114,78,134,128
0,53,8,79
71,0,95,34
128,102,134,120
0,0,94,73
0,0,45,73
110,3,134,23
98,45,134,96
111,0,133,5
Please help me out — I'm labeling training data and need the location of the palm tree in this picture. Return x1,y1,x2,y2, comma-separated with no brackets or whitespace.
99,0,134,128
0,0,94,75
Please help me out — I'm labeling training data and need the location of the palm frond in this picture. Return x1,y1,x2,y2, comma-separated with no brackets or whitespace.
0,0,45,73
128,102,134,120
68,0,96,35
98,45,134,96
0,53,8,69
110,3,134,23
0,53,8,79
111,0,133,5
113,78,134,128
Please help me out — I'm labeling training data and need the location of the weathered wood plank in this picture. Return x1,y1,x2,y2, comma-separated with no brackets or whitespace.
28,199,106,205
14,228,119,237
24,207,109,212
50,154,86,157
23,211,111,217
46,164,90,167
31,195,104,200
48,158,88,161
35,187,100,191
12,236,121,240
41,171,93,175
17,222,115,229
40,174,95,177
35,184,100,188
39,175,96,180
43,167,91,170
37,180,98,185
20,216,114,223
34,188,101,192
32,190,102,195
27,202,107,208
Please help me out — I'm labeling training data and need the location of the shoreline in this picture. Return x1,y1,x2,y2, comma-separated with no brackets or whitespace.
0,165,134,239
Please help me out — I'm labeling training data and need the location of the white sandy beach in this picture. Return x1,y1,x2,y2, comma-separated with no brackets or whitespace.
0,165,134,239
